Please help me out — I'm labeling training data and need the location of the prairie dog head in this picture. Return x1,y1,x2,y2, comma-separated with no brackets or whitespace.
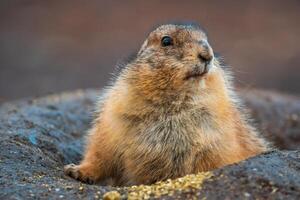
138,24,214,78
121,24,226,104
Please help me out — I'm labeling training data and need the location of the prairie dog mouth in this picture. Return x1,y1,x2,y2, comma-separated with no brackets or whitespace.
185,64,211,80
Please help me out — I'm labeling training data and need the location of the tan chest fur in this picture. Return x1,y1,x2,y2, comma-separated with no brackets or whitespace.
99,81,241,184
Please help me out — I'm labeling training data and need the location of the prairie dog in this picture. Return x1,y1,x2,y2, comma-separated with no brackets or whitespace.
64,23,269,186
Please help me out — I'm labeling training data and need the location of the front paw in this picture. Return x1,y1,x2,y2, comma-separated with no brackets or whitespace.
64,163,95,184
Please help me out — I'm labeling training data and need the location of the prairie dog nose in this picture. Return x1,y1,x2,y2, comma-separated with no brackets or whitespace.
197,40,214,63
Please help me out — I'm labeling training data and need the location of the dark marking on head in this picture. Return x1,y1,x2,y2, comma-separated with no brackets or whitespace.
166,21,207,34
146,21,207,37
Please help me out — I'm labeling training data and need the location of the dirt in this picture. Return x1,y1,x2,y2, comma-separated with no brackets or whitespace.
0,89,299,199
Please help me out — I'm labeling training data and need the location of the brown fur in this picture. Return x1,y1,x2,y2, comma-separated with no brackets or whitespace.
64,24,269,186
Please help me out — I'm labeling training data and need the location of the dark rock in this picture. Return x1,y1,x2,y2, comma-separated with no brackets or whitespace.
198,150,300,200
240,89,300,150
0,89,299,199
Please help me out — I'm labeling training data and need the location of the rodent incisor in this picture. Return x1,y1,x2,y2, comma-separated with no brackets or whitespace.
64,23,269,186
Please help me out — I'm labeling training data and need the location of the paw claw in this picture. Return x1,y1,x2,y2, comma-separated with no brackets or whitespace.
64,163,96,184
64,163,80,179
86,178,94,185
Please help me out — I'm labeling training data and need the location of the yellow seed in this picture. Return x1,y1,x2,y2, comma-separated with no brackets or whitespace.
125,172,212,199
103,191,121,200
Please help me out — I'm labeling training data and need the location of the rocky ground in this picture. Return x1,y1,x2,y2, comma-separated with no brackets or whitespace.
0,89,299,199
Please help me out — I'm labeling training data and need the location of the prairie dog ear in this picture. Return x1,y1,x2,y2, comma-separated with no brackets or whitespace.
137,40,148,56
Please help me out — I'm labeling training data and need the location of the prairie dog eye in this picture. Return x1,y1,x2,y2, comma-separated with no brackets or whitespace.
161,36,173,47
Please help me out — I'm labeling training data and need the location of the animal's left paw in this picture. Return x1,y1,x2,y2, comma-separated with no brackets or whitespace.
64,163,95,184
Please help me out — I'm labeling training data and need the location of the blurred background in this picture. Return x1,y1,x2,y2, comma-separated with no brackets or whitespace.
0,0,299,103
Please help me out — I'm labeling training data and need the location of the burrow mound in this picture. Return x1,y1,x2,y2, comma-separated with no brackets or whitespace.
0,89,299,199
